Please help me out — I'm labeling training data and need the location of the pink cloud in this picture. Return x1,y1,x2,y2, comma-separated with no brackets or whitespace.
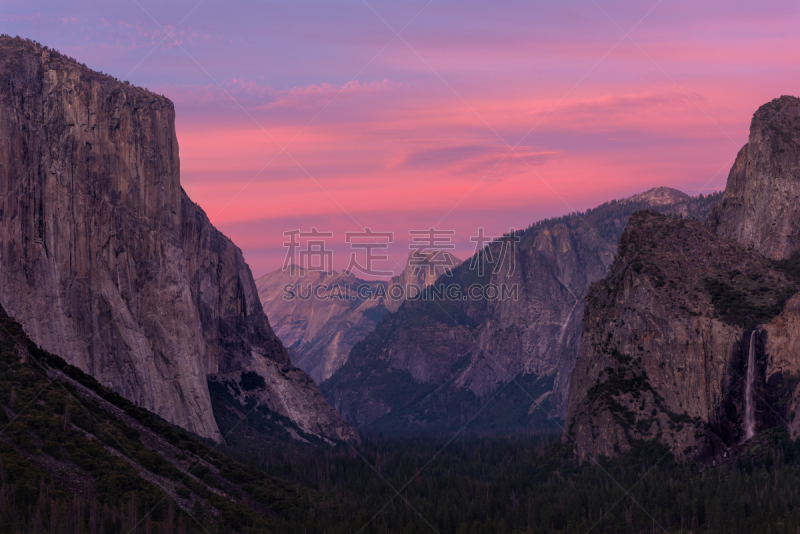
257,80,398,110
158,79,397,115
177,81,750,234
7,0,798,278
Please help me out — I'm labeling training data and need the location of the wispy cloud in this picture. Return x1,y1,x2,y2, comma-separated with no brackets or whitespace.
257,80,398,110
157,79,397,111
400,144,559,175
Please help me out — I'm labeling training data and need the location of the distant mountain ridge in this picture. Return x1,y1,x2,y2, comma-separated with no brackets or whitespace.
257,251,460,384
321,187,722,434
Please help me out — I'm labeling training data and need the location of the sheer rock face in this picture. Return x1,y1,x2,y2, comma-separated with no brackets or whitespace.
0,37,353,442
323,191,721,432
564,214,773,461
762,294,800,439
708,95,800,260
564,214,799,463
383,251,461,313
566,97,800,462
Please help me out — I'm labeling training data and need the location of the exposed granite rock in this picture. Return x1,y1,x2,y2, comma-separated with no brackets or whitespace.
565,211,800,462
323,190,721,433
628,186,691,207
708,95,800,260
0,36,352,442
566,97,800,462
257,251,459,384
257,268,388,384
384,251,461,313
761,294,800,438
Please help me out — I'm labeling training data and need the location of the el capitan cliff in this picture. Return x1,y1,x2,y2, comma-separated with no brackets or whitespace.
0,36,352,443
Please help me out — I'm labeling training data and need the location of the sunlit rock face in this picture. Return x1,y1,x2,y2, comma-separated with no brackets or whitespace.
257,268,389,385
0,36,353,443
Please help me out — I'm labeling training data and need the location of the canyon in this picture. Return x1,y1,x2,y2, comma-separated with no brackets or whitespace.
4,34,798,466
320,188,721,433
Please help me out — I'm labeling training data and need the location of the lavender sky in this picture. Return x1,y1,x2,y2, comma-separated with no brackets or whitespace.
4,0,800,277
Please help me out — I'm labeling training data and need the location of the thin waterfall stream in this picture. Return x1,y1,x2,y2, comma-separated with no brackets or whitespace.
743,331,757,441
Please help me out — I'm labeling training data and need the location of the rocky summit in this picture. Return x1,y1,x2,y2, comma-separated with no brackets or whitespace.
708,96,800,260
0,36,353,443
565,96,800,462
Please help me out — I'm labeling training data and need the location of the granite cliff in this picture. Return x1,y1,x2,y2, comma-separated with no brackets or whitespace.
566,96,800,462
384,250,462,313
322,189,721,433
708,95,800,260
564,212,797,462
0,36,352,442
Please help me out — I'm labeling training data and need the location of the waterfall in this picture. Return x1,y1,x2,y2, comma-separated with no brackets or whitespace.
743,331,757,441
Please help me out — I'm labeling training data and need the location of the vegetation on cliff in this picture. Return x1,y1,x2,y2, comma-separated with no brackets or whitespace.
0,302,335,532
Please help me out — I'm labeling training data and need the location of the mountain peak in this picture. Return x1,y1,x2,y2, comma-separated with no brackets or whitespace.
627,186,691,206
751,94,800,131
708,95,800,260
383,250,462,312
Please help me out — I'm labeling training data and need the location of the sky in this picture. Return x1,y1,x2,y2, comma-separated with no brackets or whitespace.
4,0,800,278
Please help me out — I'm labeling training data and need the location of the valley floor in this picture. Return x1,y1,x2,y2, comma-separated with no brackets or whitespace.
236,428,800,534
